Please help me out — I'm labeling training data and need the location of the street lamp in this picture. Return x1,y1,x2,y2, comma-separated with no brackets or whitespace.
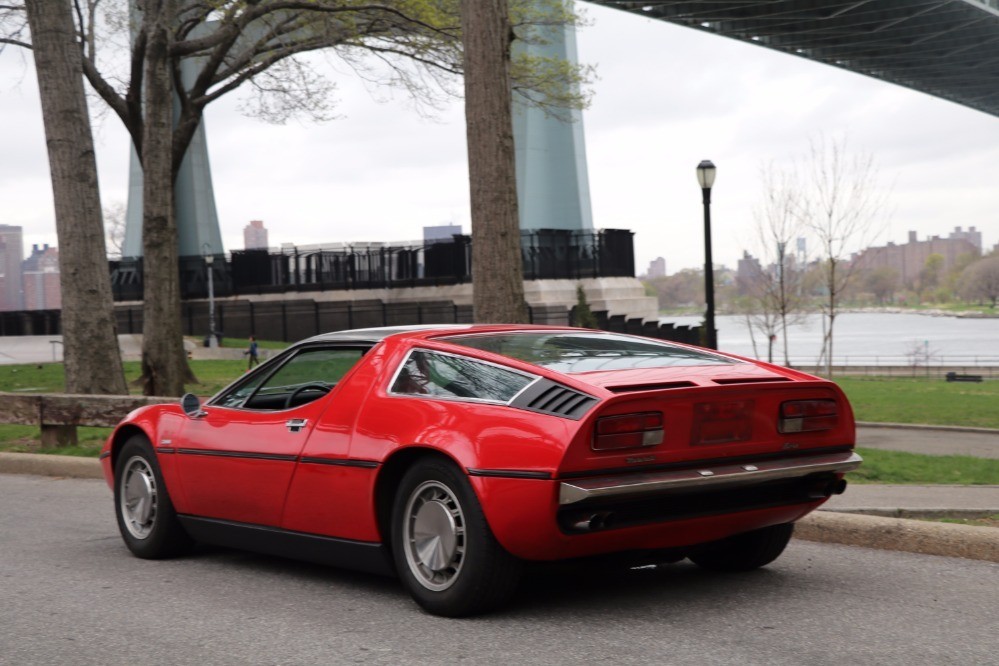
696,160,717,350
203,243,217,348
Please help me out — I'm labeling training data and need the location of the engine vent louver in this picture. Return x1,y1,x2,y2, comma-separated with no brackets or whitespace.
511,379,597,420
713,377,791,385
607,381,697,393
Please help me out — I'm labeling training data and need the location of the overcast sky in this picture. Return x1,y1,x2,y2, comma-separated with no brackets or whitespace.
2,3,998,275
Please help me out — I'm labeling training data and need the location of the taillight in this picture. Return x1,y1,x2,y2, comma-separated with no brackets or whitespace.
691,400,753,445
593,412,664,451
779,399,838,433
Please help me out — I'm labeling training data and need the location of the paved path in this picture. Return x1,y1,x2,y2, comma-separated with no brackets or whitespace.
858,425,999,459
0,334,146,365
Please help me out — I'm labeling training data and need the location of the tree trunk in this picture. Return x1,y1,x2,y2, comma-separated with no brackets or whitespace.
24,0,127,396
460,0,528,323
139,0,188,396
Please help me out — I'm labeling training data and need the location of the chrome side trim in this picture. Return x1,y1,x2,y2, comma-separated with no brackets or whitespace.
558,451,862,506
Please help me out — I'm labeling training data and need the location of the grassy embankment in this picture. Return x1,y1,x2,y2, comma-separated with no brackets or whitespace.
0,361,997,485
835,377,999,485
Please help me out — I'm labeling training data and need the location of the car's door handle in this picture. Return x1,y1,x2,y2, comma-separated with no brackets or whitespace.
285,418,309,433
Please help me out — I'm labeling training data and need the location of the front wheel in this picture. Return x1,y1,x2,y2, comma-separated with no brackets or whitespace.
114,435,193,559
689,523,794,572
391,458,522,617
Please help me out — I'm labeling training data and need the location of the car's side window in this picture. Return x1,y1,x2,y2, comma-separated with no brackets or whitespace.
218,347,367,410
391,350,534,403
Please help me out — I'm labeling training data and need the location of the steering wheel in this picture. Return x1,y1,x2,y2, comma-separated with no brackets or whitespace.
284,383,331,409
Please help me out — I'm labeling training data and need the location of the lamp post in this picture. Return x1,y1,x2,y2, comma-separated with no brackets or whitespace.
696,160,717,350
203,243,217,348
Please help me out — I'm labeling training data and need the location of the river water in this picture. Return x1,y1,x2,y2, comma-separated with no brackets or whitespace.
660,312,999,366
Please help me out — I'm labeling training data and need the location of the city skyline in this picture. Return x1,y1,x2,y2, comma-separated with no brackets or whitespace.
2,4,999,274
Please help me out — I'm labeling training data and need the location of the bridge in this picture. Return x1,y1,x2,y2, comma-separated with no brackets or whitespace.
589,0,999,118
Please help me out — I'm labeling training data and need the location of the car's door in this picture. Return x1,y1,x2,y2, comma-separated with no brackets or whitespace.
174,345,368,526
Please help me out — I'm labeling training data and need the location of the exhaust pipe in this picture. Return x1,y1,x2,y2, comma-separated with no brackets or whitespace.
570,511,615,532
807,478,849,500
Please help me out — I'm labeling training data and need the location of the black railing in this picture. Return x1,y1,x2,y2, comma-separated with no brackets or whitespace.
108,229,635,301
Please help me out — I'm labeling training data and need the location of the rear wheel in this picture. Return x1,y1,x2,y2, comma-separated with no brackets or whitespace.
114,435,193,559
391,458,522,617
689,523,794,572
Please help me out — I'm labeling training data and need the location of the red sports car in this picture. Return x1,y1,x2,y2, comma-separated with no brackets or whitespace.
101,325,860,616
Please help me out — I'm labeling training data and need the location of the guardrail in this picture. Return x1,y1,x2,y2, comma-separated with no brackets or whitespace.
746,353,999,370
785,364,999,379
0,393,173,448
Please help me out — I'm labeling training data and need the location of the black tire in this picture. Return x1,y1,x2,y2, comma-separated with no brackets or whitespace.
391,458,522,617
689,523,795,572
113,435,194,559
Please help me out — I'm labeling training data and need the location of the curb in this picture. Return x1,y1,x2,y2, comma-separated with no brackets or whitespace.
2,452,997,564
857,422,999,435
821,507,999,520
796,511,999,563
0,452,103,479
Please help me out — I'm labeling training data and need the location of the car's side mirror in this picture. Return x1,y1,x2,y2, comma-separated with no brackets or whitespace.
181,393,205,418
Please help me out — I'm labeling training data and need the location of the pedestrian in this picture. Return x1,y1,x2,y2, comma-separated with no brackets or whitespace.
244,335,259,369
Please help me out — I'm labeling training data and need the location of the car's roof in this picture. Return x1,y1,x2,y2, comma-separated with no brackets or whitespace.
301,324,476,344
299,324,585,345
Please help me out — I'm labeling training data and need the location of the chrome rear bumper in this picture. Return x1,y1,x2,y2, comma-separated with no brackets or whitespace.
558,451,862,506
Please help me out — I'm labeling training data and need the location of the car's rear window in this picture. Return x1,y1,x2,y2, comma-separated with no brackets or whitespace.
444,331,739,373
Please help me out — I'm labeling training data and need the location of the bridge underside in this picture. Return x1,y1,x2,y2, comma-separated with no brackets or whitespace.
590,0,999,118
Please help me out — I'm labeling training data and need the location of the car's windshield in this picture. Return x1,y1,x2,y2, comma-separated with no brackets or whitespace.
444,332,740,373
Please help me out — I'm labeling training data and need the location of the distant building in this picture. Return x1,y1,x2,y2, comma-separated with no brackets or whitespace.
736,251,764,295
0,224,25,311
852,229,981,287
22,244,61,310
423,224,463,244
948,226,982,252
243,220,269,249
646,257,666,278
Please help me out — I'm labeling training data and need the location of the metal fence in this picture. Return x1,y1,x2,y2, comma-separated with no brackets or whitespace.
108,229,636,301
0,299,705,347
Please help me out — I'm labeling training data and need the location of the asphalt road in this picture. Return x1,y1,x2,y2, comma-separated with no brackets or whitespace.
2,474,997,666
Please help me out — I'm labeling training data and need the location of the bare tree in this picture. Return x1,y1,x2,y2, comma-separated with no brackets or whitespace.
798,135,889,376
104,201,126,258
21,0,126,396
750,162,808,366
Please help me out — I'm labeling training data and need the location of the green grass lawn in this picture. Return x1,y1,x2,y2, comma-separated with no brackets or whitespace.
836,377,999,430
849,447,999,485
0,358,251,396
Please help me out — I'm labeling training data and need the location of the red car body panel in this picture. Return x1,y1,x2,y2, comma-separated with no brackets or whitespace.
472,472,819,560
101,325,858,568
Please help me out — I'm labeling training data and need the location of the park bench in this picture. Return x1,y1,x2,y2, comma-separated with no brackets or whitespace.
0,392,173,447
945,372,984,383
